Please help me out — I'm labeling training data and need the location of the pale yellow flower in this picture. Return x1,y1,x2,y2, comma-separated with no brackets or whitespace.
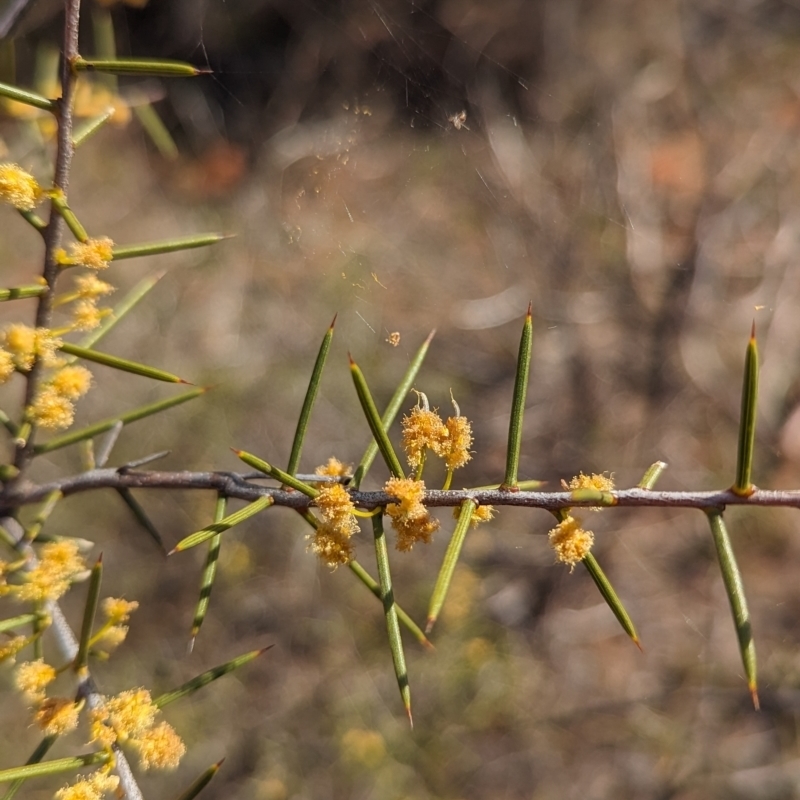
69,237,114,270
27,386,75,430
15,540,86,602
14,659,56,703
55,770,119,800
102,597,139,623
133,721,186,770
0,163,41,210
548,516,594,569
34,696,80,735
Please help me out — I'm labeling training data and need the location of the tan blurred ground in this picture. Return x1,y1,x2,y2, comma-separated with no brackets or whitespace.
4,1,800,798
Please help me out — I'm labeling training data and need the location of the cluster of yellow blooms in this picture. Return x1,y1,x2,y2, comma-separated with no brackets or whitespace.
0,321,94,430
7,591,182,800
548,472,615,569
384,476,440,552
0,163,117,430
306,396,488,565
311,483,359,568
401,392,474,473
90,688,185,770
0,539,87,604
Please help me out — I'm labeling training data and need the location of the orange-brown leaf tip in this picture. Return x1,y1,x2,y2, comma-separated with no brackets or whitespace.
178,378,195,386
406,704,414,728
330,313,338,328
258,644,276,656
633,636,644,653
526,301,532,317
96,553,103,565
213,757,225,770
420,637,435,652
348,353,356,367
230,447,243,456
750,683,760,711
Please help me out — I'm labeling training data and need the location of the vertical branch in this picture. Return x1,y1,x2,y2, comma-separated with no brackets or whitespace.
15,0,82,469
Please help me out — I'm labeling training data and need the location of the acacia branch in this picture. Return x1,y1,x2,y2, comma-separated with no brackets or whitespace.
3,469,800,513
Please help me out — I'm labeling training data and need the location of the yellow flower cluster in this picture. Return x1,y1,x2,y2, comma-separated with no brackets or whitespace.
2,539,87,603
453,503,495,527
90,688,185,770
314,457,352,484
1,324,62,373
0,163,42,210
384,477,440,552
91,597,139,653
548,516,594,570
69,237,114,271
310,483,359,567
14,658,56,703
14,658,81,736
55,770,119,800
28,365,93,430
548,473,613,567
401,392,473,474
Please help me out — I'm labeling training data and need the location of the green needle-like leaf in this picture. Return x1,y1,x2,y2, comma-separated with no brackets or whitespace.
372,513,412,725
111,233,226,260
347,559,433,650
154,647,271,708
171,759,224,800
0,752,109,783
75,555,103,672
582,552,641,650
133,103,180,160
0,286,47,301
706,509,758,708
34,387,207,454
234,450,318,497
502,303,533,490
287,316,336,476
0,736,58,800
0,613,39,634
189,495,226,649
0,80,54,111
49,194,88,241
638,461,668,490
73,57,204,78
427,499,476,633
78,272,164,351
349,356,405,479
352,330,435,488
72,109,115,147
58,342,189,383
734,324,759,496
171,496,274,553
24,490,62,543
117,488,165,551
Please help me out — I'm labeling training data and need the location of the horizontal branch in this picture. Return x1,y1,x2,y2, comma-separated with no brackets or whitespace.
3,469,800,513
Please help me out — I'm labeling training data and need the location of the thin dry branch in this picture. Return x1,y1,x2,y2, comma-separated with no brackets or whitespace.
3,469,800,513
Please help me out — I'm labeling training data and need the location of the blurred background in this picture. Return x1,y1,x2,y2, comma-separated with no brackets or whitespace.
3,0,800,797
